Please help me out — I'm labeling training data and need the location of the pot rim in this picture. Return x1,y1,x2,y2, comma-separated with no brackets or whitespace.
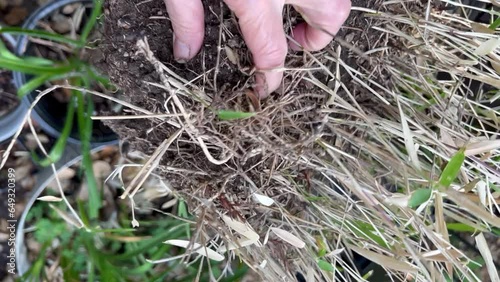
13,0,117,146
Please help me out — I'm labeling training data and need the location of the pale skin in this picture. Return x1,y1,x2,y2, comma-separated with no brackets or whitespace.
164,0,351,97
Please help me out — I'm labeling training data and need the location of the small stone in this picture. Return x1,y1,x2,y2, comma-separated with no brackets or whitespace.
4,7,28,25
0,232,8,242
117,17,132,29
36,0,51,5
0,0,8,10
51,14,72,34
344,32,356,43
92,160,111,179
20,176,35,191
62,3,81,15
0,0,23,9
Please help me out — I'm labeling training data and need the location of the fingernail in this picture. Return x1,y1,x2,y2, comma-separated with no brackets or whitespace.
173,38,190,63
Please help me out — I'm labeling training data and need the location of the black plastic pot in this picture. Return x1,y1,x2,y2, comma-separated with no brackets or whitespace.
0,34,29,144
8,0,118,276
13,0,118,146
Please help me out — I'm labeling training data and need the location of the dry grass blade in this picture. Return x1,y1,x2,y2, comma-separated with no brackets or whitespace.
163,239,225,262
434,193,452,275
397,98,421,171
270,227,306,248
120,128,182,199
475,233,500,282
221,215,259,243
348,245,418,273
447,189,500,228
37,196,63,202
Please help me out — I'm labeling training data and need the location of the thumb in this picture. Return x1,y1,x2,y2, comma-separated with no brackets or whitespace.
224,0,287,97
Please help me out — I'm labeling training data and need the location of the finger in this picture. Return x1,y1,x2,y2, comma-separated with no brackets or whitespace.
224,0,287,97
287,0,351,51
164,0,205,61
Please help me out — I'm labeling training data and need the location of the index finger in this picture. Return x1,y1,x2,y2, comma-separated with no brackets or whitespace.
224,0,287,97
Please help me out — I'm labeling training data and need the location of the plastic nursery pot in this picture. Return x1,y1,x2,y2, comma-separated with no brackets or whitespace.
13,0,118,146
0,33,29,144
15,143,108,276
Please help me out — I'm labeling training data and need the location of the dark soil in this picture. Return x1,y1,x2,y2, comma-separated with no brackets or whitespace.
0,70,18,117
99,0,384,148
100,0,248,143
0,37,19,117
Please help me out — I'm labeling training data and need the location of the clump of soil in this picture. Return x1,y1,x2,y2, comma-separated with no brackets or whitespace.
99,0,386,143
99,0,387,280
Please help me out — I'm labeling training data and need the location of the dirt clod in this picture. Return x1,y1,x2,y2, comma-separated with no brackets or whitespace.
99,0,389,280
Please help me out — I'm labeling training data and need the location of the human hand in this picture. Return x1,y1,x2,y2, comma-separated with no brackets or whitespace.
164,0,351,97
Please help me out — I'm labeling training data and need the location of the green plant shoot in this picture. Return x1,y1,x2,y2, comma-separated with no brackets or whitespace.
438,148,465,190
408,188,432,209
217,110,256,120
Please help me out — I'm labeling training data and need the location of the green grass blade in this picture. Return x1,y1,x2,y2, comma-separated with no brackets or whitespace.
346,220,390,249
109,230,180,260
22,56,56,66
408,188,432,209
218,264,248,282
74,85,100,220
80,0,102,44
317,259,335,272
77,199,91,227
0,57,72,75
17,74,53,98
446,223,477,232
177,199,191,237
37,101,75,166
0,26,83,47
489,17,500,30
217,110,255,120
492,227,500,236
0,39,22,60
18,73,85,98
438,148,465,190
0,41,54,66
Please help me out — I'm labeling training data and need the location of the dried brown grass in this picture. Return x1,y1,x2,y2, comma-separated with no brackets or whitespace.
2,0,499,281
109,0,500,281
